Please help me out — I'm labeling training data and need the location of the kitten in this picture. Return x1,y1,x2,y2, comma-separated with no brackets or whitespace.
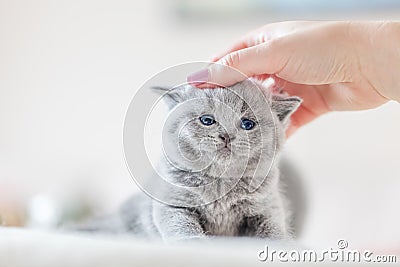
81,79,303,242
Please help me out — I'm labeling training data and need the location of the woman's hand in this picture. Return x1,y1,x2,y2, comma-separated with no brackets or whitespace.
188,21,400,136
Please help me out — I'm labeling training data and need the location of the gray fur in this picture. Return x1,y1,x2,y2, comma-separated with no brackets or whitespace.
79,79,302,243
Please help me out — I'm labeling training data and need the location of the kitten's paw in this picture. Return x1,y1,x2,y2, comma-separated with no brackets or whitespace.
256,230,290,240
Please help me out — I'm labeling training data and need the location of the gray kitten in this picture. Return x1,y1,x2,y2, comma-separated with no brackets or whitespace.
81,79,303,242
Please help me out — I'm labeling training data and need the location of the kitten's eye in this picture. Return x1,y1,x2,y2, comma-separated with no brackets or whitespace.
240,118,255,130
199,115,216,126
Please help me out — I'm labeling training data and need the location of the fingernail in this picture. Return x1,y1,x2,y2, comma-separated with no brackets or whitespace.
187,68,209,85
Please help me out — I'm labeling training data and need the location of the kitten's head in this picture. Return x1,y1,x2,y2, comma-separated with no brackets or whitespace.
153,79,301,179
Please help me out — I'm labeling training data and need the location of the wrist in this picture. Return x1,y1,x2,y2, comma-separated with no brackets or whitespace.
384,21,400,102
352,21,400,102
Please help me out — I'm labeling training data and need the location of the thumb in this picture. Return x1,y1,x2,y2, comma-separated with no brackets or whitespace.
187,40,288,87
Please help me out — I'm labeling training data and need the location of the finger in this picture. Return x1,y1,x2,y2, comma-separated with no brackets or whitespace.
211,21,315,62
211,30,272,62
279,80,331,115
285,104,322,138
282,82,331,137
205,40,288,87
210,40,249,62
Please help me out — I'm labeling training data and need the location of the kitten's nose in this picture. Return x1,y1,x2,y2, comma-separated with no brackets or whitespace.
218,133,232,143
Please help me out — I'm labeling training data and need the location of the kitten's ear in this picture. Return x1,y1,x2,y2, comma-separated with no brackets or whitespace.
151,86,185,109
271,95,302,123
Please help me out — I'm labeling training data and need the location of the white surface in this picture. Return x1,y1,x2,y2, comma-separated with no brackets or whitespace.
0,227,302,267
0,227,398,266
0,0,399,252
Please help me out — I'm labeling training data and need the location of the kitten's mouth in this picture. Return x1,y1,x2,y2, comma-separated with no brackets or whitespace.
218,145,232,156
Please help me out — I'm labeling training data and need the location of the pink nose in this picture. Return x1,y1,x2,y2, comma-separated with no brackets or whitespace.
218,133,231,143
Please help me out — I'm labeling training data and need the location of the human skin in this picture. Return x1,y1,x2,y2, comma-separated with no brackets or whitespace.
187,21,400,136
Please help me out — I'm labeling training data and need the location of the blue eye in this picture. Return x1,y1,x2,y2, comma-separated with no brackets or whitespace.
199,115,215,126
240,118,255,130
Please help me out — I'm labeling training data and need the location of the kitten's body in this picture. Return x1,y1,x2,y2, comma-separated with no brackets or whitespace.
119,165,294,239
80,79,303,242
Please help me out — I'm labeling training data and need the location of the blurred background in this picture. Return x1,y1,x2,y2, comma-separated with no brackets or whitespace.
1,0,400,251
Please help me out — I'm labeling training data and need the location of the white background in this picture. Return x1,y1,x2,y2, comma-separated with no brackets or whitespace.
0,0,399,251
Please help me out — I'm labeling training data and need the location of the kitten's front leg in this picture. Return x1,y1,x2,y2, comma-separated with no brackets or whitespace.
255,216,288,239
153,204,205,242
